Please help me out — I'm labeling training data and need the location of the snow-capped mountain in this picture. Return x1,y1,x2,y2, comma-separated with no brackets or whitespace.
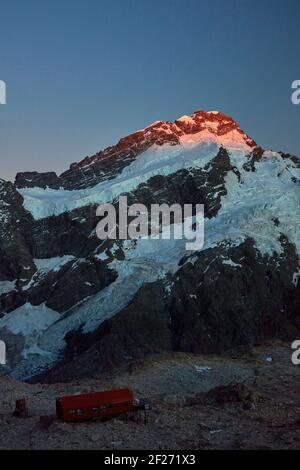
0,109,299,382
15,110,256,192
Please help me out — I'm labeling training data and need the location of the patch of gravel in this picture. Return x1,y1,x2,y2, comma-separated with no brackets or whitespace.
0,342,299,450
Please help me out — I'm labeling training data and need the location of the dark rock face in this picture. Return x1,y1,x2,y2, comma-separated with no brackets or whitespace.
0,180,118,316
243,149,300,176
170,237,299,353
280,152,300,168
27,257,117,313
24,205,100,259
242,147,265,172
32,238,300,383
0,180,35,312
15,172,62,189
33,281,170,383
59,122,181,190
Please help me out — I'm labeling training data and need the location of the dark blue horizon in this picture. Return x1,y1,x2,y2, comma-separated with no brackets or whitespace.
0,0,299,181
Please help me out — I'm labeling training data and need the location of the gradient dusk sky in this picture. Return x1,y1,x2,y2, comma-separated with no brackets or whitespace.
0,0,299,181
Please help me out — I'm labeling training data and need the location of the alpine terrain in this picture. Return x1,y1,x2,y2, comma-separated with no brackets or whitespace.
0,109,299,383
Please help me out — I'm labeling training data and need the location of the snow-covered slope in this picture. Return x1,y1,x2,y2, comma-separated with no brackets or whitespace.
0,109,299,381
18,110,255,221
18,141,219,219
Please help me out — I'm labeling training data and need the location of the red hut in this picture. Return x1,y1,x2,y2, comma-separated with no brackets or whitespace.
56,388,135,422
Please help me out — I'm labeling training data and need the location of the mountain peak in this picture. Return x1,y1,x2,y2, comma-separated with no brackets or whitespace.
15,109,257,190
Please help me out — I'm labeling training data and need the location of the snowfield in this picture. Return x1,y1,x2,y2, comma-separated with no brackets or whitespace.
7,145,300,379
18,126,252,221
1,117,300,379
34,256,75,274
0,303,60,367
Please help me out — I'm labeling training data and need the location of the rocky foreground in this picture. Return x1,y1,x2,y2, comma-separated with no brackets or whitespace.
0,341,299,450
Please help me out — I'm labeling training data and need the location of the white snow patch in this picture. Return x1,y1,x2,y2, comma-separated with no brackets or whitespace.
222,259,242,268
262,150,281,160
22,343,53,359
0,303,60,340
293,268,300,287
177,115,195,124
195,366,212,374
95,251,109,261
34,256,75,274
179,129,251,152
0,280,17,295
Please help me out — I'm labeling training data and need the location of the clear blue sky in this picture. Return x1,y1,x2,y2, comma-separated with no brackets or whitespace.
0,0,299,181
